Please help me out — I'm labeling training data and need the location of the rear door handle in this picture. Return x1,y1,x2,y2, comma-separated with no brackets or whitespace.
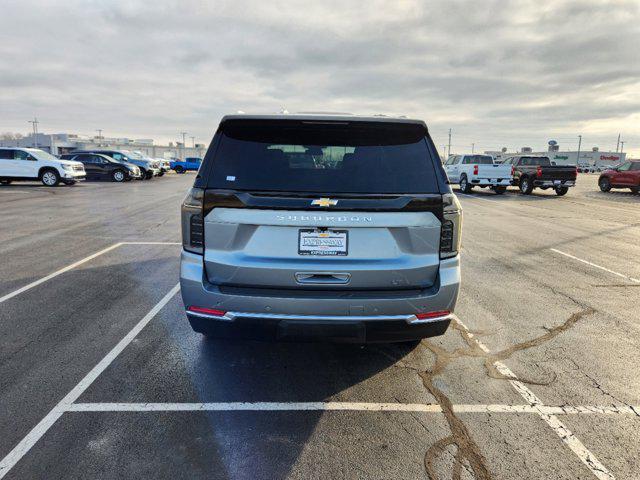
295,272,351,284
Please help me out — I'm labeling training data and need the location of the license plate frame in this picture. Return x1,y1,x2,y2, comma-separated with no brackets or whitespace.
298,229,348,256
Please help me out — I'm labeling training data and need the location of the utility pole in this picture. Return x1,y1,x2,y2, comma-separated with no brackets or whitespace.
616,133,620,152
471,143,475,154
28,118,39,148
447,128,452,157
190,136,195,148
620,141,624,154
576,134,582,166
180,131,187,159
96,129,103,145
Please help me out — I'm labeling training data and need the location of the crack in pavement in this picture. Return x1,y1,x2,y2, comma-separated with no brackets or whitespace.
450,308,596,386
376,306,597,480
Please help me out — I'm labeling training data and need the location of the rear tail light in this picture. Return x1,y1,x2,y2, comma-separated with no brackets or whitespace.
473,164,479,175
181,187,204,254
416,310,451,320
187,306,227,316
440,193,462,259
536,166,542,178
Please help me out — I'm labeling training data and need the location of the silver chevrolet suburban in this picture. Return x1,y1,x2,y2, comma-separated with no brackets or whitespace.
180,114,462,343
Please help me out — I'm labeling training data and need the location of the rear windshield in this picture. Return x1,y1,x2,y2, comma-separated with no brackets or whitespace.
520,156,551,166
463,155,494,164
207,120,441,193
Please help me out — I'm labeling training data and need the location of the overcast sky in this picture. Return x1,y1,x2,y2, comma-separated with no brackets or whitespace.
1,0,639,155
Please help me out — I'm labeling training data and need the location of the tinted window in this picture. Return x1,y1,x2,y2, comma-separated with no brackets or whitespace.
208,120,441,194
630,162,640,171
520,156,551,166
14,150,33,160
463,155,493,165
75,155,94,163
0,150,14,160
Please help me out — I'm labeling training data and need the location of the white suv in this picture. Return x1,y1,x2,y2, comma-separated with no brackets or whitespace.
0,148,86,186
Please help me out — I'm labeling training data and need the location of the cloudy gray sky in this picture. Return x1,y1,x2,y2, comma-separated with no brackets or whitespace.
1,0,639,155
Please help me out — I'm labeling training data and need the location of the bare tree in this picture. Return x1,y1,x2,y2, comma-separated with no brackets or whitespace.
0,132,24,140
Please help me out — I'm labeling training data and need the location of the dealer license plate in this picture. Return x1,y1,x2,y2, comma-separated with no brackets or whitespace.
298,229,348,256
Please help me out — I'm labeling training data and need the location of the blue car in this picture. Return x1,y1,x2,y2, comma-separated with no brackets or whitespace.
170,157,202,173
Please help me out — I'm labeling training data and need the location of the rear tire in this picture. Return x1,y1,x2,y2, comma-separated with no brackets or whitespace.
174,166,184,174
138,168,148,180
631,187,639,194
459,175,473,193
157,171,165,177
492,186,506,194
0,179,11,185
112,169,126,182
519,177,533,195
145,170,154,180
555,186,569,196
40,169,60,187
598,177,611,192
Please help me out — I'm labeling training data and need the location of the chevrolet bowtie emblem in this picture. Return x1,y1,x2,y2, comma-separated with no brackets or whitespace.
311,198,338,207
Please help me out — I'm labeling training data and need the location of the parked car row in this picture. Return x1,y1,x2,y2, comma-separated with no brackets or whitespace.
444,154,577,196
445,154,640,197
0,147,202,186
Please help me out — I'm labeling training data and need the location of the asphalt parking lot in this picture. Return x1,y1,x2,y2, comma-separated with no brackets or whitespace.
0,174,638,480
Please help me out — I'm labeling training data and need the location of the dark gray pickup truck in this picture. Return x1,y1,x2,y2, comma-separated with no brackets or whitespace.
502,155,577,196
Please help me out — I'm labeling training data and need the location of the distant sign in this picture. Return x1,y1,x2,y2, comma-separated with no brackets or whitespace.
600,155,620,161
554,155,569,160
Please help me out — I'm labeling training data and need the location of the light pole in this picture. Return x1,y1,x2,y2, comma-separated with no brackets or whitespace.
576,135,582,166
96,129,103,145
28,118,39,148
471,143,475,154
447,128,452,157
620,141,625,154
180,131,187,159
190,136,195,148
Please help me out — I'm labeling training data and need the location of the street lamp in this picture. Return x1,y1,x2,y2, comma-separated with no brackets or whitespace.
180,131,187,160
28,118,39,148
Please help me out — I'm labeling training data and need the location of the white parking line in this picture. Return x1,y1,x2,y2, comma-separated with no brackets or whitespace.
0,241,181,305
122,242,181,245
0,284,180,479
66,402,640,415
454,318,615,480
0,243,123,305
551,249,640,283
457,193,498,202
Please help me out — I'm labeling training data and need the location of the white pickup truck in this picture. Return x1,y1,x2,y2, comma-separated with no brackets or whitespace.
444,154,513,194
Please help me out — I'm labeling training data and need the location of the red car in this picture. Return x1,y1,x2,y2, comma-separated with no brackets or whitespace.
598,161,640,194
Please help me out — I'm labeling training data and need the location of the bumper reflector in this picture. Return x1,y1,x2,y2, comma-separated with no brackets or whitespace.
187,306,227,317
415,310,451,320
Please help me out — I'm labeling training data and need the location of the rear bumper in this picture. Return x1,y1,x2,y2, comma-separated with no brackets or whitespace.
180,251,460,342
534,180,576,187
470,178,511,186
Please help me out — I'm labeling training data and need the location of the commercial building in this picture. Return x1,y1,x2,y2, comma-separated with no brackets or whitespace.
0,132,207,159
486,143,626,168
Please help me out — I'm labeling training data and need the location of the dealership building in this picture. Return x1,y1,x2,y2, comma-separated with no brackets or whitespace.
0,132,207,159
486,143,626,167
